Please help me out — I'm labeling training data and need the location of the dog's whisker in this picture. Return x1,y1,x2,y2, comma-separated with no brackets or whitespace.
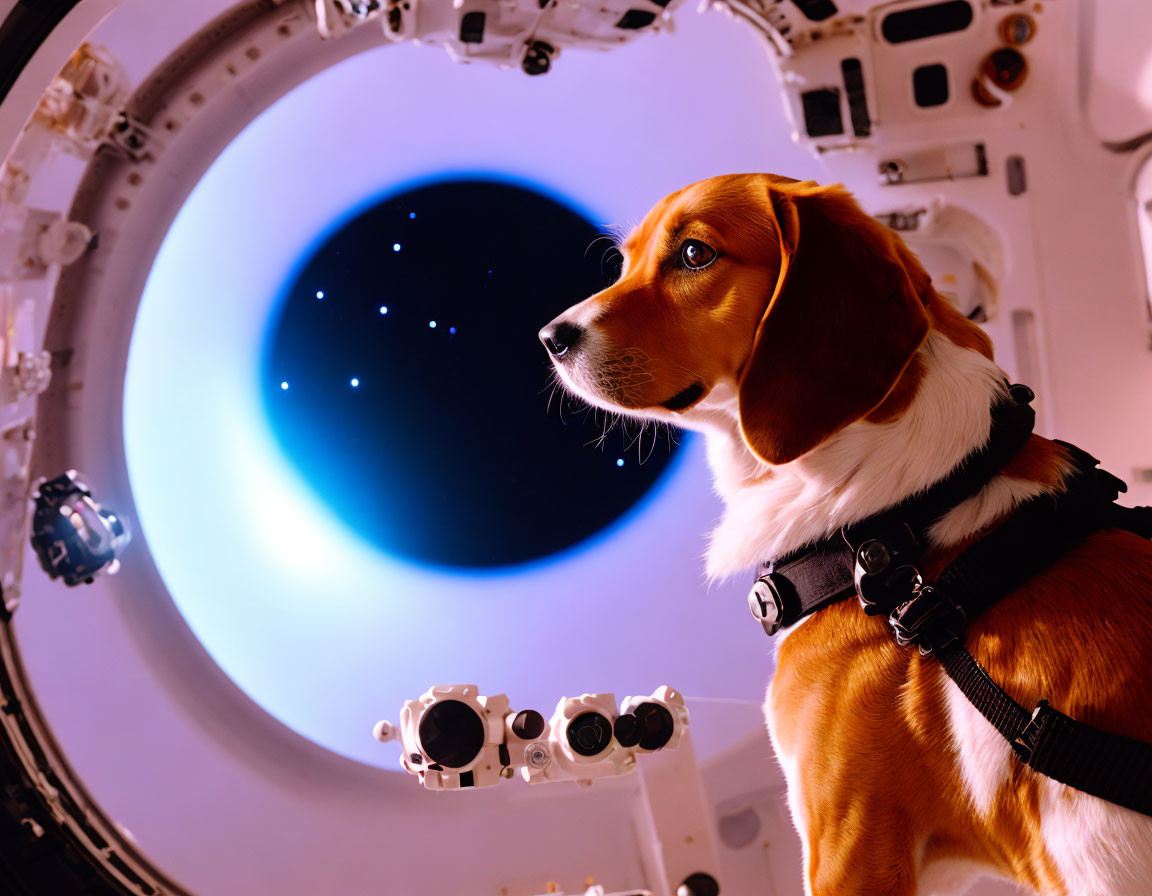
583,232,617,261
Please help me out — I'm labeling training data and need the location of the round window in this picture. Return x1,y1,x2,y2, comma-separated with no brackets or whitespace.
263,178,680,569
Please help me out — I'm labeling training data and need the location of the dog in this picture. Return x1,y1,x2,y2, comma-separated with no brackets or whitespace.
539,173,1152,895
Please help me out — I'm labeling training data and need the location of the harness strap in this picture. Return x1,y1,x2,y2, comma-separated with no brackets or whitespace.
933,641,1152,817
885,445,1152,817
748,387,1152,818
749,386,1038,635
890,442,1130,644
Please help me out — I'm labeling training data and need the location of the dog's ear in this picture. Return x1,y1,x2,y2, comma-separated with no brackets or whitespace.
737,182,930,465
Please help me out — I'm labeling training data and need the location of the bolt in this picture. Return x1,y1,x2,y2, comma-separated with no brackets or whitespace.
858,540,891,575
1000,13,1035,45
525,743,550,769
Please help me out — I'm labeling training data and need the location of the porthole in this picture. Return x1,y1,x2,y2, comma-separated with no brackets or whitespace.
263,177,679,569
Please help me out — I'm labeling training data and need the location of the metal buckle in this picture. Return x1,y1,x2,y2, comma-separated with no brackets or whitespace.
853,539,892,614
748,573,786,636
888,584,965,655
1010,699,1051,763
851,526,922,616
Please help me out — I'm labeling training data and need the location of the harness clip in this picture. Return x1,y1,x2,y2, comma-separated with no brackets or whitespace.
851,526,922,616
748,572,788,636
1010,699,1052,763
853,539,892,615
888,584,966,655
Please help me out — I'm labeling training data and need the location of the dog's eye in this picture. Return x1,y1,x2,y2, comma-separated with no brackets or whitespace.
680,239,717,270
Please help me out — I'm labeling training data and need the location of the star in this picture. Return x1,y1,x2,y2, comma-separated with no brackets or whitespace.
350,377,360,387
316,290,324,299
393,243,401,252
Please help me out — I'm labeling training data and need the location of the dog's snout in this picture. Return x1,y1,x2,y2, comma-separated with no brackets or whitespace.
539,321,584,358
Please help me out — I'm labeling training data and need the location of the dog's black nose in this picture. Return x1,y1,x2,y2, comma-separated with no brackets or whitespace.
539,321,583,358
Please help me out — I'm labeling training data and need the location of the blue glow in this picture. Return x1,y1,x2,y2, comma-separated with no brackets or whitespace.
449,326,456,334
350,377,359,387
281,381,289,390
616,458,625,467
392,242,401,252
408,212,415,219
316,290,324,299
379,305,388,315
132,168,703,770
258,172,696,571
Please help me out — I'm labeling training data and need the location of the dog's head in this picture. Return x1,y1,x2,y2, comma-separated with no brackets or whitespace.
540,173,973,465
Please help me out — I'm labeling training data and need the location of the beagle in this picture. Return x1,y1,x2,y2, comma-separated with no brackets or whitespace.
539,174,1152,896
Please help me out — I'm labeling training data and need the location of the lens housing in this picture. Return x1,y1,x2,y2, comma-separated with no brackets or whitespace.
566,711,614,757
633,702,675,751
418,699,486,768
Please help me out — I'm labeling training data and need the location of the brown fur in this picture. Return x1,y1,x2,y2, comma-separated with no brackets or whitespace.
738,181,931,463
543,173,1152,895
773,525,1152,895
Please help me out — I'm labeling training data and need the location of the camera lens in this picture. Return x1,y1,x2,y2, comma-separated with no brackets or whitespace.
634,702,675,751
566,711,613,757
418,699,486,768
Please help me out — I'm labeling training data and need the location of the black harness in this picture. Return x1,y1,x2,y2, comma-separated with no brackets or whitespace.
748,384,1152,817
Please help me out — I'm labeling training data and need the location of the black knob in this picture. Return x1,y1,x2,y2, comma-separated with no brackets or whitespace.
634,702,675,751
613,713,641,748
417,699,486,769
986,47,1027,91
1009,382,1035,405
678,872,720,896
511,709,545,740
522,40,554,76
566,711,613,757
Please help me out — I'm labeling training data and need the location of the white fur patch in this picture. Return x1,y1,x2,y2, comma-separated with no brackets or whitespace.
763,683,815,896
943,677,1014,818
1039,780,1152,895
916,856,1002,896
704,331,1009,578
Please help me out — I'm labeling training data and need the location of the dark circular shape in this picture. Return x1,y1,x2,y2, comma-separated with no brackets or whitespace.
511,709,545,740
985,47,1027,91
417,699,486,769
263,178,681,569
566,711,613,757
678,872,721,896
633,702,676,751
522,40,553,75
717,807,761,849
613,712,641,748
